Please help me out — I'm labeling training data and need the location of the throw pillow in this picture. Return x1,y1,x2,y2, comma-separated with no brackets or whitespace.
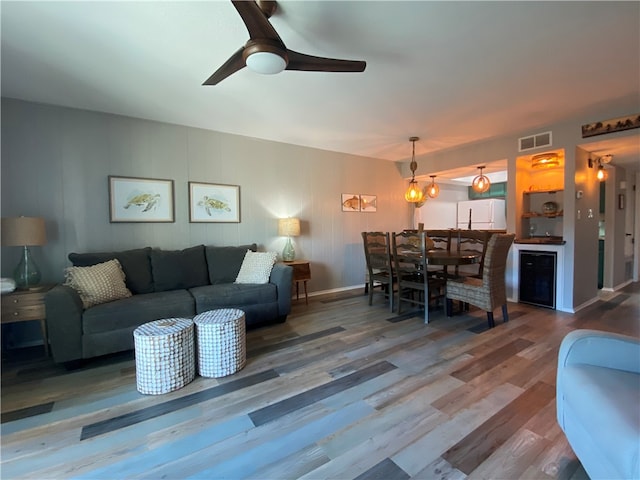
206,244,257,284
150,245,209,292
235,251,278,284
68,247,153,294
64,259,132,308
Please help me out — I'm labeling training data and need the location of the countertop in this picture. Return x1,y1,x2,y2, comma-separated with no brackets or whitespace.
515,237,566,245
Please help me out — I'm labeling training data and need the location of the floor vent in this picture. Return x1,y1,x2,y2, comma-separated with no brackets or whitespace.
518,131,552,152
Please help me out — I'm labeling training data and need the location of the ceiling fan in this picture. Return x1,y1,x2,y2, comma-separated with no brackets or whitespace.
203,0,367,85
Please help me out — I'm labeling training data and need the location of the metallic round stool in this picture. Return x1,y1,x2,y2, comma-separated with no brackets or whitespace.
194,308,246,378
133,318,195,395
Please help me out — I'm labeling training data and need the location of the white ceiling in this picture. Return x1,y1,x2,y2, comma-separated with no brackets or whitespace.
2,1,639,175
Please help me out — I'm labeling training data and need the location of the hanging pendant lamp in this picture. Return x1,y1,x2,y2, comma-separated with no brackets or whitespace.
405,136,424,203
427,175,439,198
472,165,491,193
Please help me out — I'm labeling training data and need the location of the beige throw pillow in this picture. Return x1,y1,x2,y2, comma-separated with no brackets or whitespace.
64,259,132,308
235,251,278,284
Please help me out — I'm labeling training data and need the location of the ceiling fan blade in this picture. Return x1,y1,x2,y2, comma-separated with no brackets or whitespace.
286,50,366,73
232,0,282,42
203,46,246,85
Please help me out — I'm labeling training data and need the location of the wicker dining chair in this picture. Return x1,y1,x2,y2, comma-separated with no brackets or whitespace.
445,233,515,328
362,231,395,311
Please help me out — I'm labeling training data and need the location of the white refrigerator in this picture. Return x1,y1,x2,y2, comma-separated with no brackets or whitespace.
457,199,506,230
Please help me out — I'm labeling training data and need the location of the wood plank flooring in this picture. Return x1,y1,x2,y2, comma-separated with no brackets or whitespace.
2,283,638,479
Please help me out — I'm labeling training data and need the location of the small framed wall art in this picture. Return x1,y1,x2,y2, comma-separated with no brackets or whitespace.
360,194,377,212
342,193,361,212
109,175,175,223
341,194,377,212
189,182,241,223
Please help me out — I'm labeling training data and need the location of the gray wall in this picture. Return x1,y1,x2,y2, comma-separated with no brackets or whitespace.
573,147,599,307
1,98,411,294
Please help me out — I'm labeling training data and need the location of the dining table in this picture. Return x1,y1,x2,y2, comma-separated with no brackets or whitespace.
424,249,481,266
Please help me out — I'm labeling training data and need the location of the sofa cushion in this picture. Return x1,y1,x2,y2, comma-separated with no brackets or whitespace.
150,245,209,292
82,289,195,334
69,247,153,294
64,259,132,308
205,244,257,284
235,251,278,284
190,283,277,311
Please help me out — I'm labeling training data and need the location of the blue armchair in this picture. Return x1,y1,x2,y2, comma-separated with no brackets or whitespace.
556,329,640,479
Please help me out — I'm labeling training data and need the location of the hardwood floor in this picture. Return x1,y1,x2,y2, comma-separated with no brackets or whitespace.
2,283,638,479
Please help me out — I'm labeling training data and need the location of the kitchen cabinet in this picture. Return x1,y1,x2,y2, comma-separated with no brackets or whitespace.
467,181,506,200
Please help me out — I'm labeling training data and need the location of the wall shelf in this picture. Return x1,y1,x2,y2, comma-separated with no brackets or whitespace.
522,212,564,218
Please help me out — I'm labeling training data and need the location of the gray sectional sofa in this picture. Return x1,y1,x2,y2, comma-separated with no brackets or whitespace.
45,244,293,364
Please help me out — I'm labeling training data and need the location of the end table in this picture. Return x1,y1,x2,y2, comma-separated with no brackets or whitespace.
1,284,54,356
284,260,311,305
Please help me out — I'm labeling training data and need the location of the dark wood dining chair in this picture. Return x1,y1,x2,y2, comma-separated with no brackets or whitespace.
452,229,490,278
424,229,452,280
392,231,445,324
362,231,395,311
445,233,515,328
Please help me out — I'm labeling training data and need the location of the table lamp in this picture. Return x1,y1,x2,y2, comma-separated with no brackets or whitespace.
278,217,300,262
1,216,47,288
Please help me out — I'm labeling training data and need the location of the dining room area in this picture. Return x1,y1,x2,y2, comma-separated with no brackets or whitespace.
362,227,514,329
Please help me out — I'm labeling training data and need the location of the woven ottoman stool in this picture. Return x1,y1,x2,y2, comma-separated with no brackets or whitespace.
133,318,195,395
194,308,246,378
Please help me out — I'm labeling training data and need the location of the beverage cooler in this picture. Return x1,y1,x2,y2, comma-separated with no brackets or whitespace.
519,250,556,309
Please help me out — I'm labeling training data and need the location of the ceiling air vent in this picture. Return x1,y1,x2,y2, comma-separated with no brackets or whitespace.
518,131,552,152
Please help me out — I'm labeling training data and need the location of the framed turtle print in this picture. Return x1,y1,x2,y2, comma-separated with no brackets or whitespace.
189,182,241,223
109,176,175,223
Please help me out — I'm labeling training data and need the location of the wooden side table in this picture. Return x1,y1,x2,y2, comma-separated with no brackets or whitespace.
284,260,311,305
1,284,54,356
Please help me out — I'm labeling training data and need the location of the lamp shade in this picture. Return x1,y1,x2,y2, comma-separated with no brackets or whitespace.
278,218,300,237
1,217,47,246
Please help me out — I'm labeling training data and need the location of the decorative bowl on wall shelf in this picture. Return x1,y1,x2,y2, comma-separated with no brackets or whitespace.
542,201,559,214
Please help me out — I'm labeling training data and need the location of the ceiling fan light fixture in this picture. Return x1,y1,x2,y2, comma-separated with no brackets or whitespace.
531,152,560,169
405,137,424,203
245,51,287,75
472,166,491,193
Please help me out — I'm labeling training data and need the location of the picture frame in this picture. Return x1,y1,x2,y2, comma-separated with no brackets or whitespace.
189,182,241,223
360,194,377,212
581,113,640,138
341,193,361,212
109,175,175,223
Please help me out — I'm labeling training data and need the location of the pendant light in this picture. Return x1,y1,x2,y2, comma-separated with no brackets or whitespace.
597,165,607,181
472,166,491,193
405,136,424,203
427,175,439,198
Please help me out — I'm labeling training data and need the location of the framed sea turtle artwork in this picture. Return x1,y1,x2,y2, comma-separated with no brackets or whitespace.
189,182,241,223
109,176,175,223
